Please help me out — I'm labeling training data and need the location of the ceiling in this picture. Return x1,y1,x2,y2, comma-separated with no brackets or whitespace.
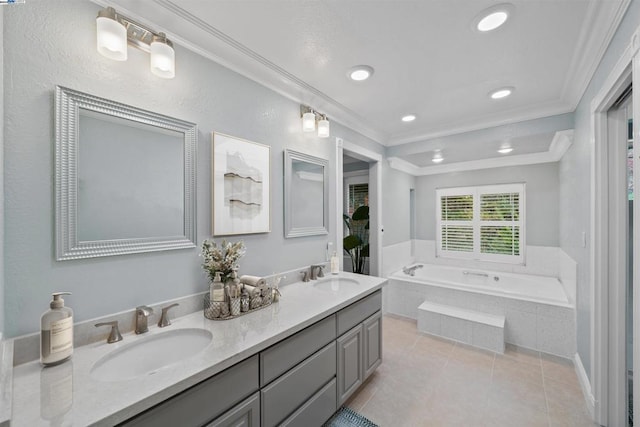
101,0,629,164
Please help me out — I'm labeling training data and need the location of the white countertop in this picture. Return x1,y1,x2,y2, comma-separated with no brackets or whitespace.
10,272,386,426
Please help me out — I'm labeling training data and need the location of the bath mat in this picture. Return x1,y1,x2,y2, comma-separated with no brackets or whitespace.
323,406,379,427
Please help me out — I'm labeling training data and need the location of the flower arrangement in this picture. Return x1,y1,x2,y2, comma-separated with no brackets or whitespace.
201,239,246,283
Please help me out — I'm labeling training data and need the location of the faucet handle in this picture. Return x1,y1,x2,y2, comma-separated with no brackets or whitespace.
158,303,179,328
95,321,123,344
300,270,310,282
317,265,326,278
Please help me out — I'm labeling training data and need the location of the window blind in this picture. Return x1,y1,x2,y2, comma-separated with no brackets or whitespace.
348,183,368,215
436,184,524,263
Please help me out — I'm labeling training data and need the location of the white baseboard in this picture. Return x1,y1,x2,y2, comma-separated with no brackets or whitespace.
574,352,595,420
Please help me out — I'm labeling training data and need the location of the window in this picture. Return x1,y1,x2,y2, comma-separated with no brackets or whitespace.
348,183,368,216
436,183,524,263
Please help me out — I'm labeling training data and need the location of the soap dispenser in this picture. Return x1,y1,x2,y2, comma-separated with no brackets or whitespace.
330,251,339,275
40,292,74,366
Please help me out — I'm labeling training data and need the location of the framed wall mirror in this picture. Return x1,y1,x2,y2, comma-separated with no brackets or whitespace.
284,149,329,238
55,86,197,260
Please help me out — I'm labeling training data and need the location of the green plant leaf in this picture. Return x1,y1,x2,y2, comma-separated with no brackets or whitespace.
352,205,369,221
343,234,363,251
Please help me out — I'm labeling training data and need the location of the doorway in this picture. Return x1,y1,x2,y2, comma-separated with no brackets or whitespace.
335,138,382,277
606,86,633,426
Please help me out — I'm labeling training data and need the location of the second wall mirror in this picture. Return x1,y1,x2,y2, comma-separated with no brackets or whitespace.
284,149,329,238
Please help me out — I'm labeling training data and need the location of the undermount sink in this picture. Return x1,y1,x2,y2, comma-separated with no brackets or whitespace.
90,328,213,382
313,277,360,292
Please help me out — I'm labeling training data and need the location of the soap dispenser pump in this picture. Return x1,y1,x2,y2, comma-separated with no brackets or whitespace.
40,292,74,366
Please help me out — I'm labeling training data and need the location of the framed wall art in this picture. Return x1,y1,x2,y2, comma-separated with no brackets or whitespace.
211,132,271,235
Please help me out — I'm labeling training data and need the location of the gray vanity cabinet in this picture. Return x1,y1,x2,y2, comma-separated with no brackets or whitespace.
336,290,383,406
120,355,259,427
207,392,260,427
336,324,364,405
363,311,383,380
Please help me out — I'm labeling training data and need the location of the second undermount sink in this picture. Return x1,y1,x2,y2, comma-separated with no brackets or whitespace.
313,277,360,292
90,328,213,382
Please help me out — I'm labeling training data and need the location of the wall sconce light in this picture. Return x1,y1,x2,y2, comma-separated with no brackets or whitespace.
96,7,176,79
300,105,331,138
317,114,330,138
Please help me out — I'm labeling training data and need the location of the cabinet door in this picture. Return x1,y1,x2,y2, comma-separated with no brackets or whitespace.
363,311,382,380
207,392,259,427
337,324,364,406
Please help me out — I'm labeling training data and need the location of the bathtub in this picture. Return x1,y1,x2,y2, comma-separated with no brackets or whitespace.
385,263,576,357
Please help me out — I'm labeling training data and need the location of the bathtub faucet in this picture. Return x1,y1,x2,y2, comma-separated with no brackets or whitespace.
463,270,489,278
402,264,423,276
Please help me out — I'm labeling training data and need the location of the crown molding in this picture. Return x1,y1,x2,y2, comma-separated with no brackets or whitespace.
94,0,388,144
386,100,573,146
389,130,573,176
561,0,632,110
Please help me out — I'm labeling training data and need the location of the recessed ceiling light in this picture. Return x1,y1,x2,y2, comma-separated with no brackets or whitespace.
402,115,416,122
498,146,513,154
473,4,514,33
432,150,444,163
348,65,374,81
490,87,514,99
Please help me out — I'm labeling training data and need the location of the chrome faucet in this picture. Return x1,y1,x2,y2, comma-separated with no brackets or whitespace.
135,305,154,334
158,303,179,328
310,265,325,280
95,321,122,344
402,264,423,276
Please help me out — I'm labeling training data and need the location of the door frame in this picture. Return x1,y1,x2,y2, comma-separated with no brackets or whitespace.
591,25,640,426
335,138,383,276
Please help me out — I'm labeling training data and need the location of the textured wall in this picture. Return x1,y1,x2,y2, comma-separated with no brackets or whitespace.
3,0,381,337
560,0,640,380
415,163,560,247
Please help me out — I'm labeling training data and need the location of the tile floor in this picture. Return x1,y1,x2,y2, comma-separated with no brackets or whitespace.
345,314,595,427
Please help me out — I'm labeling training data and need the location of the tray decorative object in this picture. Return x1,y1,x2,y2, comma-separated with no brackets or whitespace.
203,288,274,320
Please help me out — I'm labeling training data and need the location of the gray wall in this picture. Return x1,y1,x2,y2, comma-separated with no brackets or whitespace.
382,163,416,246
560,0,640,380
0,7,4,340
415,163,560,247
3,0,381,337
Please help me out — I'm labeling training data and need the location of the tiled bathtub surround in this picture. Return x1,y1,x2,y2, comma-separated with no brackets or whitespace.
385,276,576,358
384,240,577,306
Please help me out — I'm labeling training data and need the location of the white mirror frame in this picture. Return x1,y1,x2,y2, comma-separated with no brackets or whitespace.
55,86,197,260
284,149,329,238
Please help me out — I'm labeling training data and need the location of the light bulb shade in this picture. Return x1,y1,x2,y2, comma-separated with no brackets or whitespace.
150,39,175,79
302,111,316,132
96,15,127,61
317,117,330,138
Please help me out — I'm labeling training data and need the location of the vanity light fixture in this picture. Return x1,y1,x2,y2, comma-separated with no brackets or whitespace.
317,114,330,138
96,7,176,79
490,87,514,100
402,114,416,122
348,65,374,82
432,150,444,163
300,105,331,138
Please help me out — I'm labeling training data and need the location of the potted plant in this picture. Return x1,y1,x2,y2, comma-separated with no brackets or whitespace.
201,239,246,283
343,205,369,274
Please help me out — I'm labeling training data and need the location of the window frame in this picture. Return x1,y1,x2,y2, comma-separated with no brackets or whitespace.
435,183,526,264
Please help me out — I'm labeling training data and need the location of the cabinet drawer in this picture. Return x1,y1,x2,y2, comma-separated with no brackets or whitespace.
337,290,382,336
207,392,260,427
120,355,259,427
260,314,336,386
280,378,337,427
261,342,336,427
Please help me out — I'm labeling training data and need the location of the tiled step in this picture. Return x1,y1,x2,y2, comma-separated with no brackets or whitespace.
417,301,505,354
